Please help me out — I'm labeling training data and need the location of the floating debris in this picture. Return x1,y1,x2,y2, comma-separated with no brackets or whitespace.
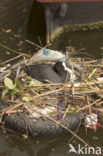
31,48,66,63
85,113,99,130
0,48,103,138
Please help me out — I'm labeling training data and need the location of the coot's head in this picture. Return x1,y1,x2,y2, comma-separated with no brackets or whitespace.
54,61,72,81
54,62,66,76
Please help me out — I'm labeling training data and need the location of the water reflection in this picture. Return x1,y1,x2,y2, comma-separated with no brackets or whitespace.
0,127,103,156
27,1,46,45
50,28,103,59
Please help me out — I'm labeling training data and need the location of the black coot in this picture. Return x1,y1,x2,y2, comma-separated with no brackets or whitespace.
25,62,70,83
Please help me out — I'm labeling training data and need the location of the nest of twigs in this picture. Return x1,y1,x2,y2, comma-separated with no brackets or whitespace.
0,53,103,123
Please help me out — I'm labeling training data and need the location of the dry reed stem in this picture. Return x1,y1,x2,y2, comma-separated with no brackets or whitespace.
78,98,103,111
29,81,103,88
0,54,23,65
32,88,63,99
87,68,97,79
94,108,103,112
83,60,97,64
47,116,89,146
25,39,42,49
0,102,23,121
5,109,23,114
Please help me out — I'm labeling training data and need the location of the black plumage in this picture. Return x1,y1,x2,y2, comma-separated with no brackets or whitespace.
25,62,70,83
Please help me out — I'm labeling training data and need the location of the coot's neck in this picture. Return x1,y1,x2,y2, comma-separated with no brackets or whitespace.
54,61,67,76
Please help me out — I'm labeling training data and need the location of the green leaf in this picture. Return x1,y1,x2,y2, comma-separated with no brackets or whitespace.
71,109,79,114
2,88,9,99
29,80,41,86
29,80,42,92
22,96,30,102
10,88,20,96
4,77,15,89
15,78,23,90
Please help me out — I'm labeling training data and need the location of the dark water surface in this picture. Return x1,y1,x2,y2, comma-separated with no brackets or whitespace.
50,28,103,59
0,127,103,156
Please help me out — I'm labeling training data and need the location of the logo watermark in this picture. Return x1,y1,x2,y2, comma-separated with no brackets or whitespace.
68,144,102,155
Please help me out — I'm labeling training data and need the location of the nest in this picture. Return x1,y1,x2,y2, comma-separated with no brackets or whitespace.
0,48,103,141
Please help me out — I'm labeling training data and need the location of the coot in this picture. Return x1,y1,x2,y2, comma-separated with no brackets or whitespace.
25,61,70,83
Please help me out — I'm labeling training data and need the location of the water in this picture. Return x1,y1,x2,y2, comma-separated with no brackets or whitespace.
50,28,103,59
0,1,103,155
0,127,103,156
